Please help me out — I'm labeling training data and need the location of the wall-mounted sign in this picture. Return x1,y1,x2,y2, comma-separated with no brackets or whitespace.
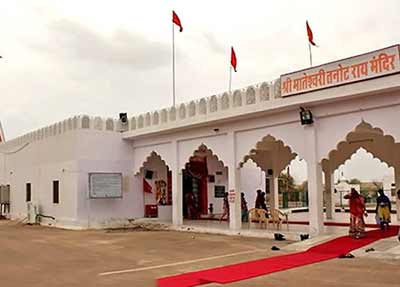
89,173,122,198
228,190,236,203
280,45,400,97
214,185,226,198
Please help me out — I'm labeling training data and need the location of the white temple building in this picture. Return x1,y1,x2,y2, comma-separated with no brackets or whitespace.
1,44,400,235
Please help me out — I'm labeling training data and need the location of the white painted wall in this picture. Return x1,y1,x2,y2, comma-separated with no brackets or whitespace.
0,66,399,231
0,131,80,228
74,130,143,228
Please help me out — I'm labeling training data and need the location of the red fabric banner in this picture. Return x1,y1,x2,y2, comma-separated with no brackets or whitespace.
231,47,237,72
172,11,183,32
143,178,152,193
306,21,317,46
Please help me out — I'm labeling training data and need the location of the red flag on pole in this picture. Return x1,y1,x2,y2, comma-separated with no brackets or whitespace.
306,21,317,46
230,47,237,72
172,11,183,32
143,178,152,193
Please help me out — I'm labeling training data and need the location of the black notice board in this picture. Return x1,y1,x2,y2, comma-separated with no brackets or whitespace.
214,185,226,198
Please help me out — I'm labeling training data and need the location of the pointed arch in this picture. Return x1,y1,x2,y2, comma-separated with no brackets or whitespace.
135,151,170,176
185,143,227,170
321,121,400,172
240,134,298,174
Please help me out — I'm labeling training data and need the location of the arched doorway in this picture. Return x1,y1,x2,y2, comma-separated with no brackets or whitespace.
322,121,400,222
182,144,228,220
135,152,172,221
240,135,299,210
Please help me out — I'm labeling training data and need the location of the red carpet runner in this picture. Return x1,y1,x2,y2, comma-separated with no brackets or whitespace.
157,226,399,287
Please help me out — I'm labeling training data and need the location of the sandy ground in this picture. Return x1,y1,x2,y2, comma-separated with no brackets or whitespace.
0,220,398,287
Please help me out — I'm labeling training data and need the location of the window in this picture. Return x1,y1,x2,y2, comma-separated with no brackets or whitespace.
53,180,59,204
26,183,31,202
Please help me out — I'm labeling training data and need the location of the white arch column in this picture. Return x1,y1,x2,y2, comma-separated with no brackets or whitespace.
171,140,183,226
395,166,400,221
324,170,335,220
305,124,324,235
227,132,242,230
268,174,279,209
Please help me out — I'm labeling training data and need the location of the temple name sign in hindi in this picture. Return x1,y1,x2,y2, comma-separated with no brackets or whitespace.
280,45,400,97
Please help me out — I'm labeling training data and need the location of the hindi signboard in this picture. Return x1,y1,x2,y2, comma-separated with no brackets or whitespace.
280,45,400,97
214,185,226,198
89,173,122,199
228,190,236,203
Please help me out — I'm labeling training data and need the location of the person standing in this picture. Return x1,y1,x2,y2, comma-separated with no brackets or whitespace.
260,192,269,217
344,188,367,239
241,192,248,222
220,192,230,222
255,189,262,208
376,189,391,232
185,191,195,219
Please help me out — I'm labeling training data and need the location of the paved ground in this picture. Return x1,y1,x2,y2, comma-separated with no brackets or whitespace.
0,220,399,287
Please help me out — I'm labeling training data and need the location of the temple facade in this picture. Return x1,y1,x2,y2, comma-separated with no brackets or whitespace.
1,44,400,235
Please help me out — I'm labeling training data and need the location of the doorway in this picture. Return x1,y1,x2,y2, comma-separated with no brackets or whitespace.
183,156,208,219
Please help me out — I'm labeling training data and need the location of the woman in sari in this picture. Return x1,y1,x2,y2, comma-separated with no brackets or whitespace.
376,189,391,232
344,188,366,239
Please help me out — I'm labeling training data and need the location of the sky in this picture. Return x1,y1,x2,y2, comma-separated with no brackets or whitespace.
1,0,399,182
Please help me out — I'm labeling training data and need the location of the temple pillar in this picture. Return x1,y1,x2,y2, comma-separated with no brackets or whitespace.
227,132,242,230
324,170,335,220
268,175,280,209
171,141,183,226
395,166,400,221
304,124,324,235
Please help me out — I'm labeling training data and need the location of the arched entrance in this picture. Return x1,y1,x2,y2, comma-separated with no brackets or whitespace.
135,152,172,221
322,121,400,221
182,144,228,220
240,135,299,210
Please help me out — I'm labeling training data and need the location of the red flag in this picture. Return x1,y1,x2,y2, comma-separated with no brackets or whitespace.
231,47,237,72
143,178,152,193
306,21,317,46
172,11,183,32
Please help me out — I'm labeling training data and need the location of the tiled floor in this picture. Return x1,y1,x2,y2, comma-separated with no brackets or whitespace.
180,211,399,240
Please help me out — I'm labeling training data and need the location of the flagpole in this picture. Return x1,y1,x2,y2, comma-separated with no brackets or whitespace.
229,66,232,94
172,21,176,107
308,42,313,67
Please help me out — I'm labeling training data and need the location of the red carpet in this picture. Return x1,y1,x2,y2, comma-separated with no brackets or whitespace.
288,220,387,228
157,226,399,287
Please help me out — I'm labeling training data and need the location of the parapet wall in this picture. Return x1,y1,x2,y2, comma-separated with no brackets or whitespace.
128,79,281,133
0,115,124,151
0,79,281,148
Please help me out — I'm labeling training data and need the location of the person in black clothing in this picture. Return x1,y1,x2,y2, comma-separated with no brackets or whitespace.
255,189,269,218
260,192,269,217
241,193,248,222
376,189,391,232
255,189,263,208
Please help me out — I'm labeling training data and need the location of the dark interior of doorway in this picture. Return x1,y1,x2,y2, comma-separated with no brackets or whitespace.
183,156,208,219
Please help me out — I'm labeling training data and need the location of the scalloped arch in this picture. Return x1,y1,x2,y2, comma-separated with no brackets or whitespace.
342,147,391,170
322,121,400,172
239,134,297,172
185,143,227,169
135,151,169,175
